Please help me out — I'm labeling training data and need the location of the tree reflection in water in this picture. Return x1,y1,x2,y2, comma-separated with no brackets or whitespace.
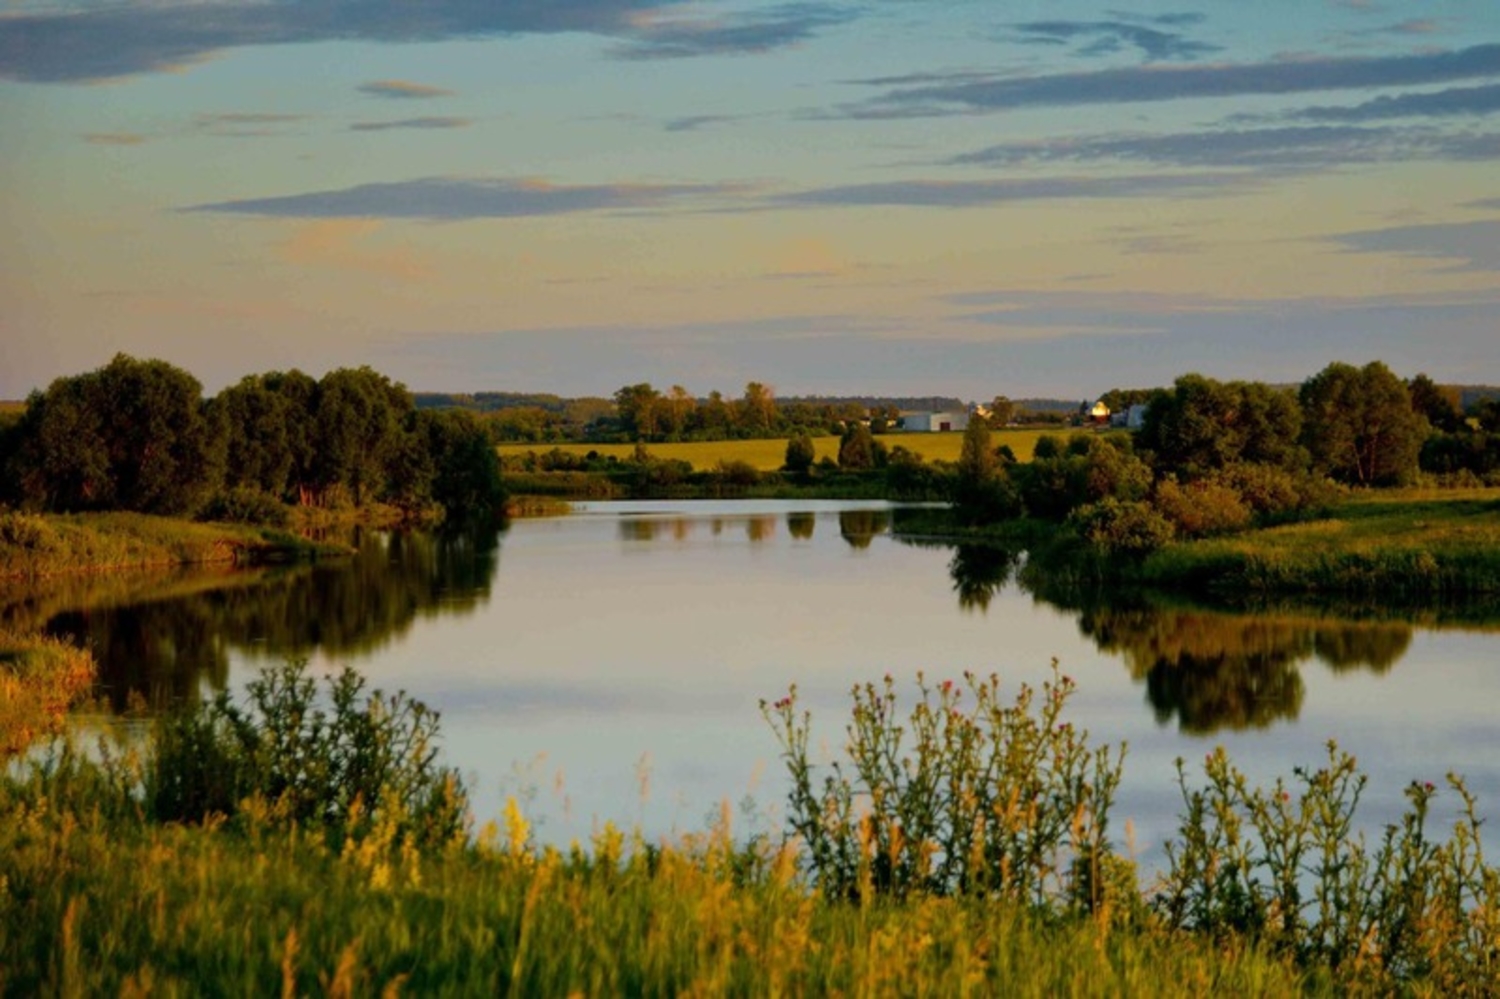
37,526,500,711
939,544,1427,735
838,509,890,550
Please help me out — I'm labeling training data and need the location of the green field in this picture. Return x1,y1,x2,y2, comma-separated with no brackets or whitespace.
498,428,1050,471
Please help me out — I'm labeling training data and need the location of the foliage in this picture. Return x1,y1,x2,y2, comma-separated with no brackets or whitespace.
1300,361,1427,486
10,354,222,515
1137,374,1304,480
149,660,467,848
1153,476,1252,539
198,487,292,527
1067,498,1177,557
782,432,816,478
0,629,95,756
837,423,878,470
763,666,1127,908
1158,743,1500,992
1018,433,1153,521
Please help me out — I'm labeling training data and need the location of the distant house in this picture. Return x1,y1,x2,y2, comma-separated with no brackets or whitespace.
1088,401,1111,425
903,410,970,433
1111,403,1150,430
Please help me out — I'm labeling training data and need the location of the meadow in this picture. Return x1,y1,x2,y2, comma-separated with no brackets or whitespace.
497,428,1050,471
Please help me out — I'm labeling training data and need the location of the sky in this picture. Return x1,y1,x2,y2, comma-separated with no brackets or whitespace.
3,0,1499,402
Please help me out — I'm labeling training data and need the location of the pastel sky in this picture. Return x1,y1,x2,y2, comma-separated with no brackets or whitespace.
3,1,1499,401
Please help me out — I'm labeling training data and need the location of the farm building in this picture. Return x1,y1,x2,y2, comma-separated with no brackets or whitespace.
903,411,970,433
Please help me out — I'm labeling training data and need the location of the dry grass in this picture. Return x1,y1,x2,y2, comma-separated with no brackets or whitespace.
0,630,95,756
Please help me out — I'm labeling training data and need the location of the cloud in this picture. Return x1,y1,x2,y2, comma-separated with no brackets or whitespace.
83,132,148,146
278,219,432,281
1326,219,1500,272
350,117,472,132
193,111,308,137
1285,83,1500,122
610,3,855,60
663,114,741,132
182,176,740,220
951,124,1500,170
0,0,856,82
773,171,1256,209
357,79,454,99
0,0,672,83
843,42,1500,118
1007,16,1220,62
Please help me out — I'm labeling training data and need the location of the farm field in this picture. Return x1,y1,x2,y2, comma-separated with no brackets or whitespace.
497,428,1051,471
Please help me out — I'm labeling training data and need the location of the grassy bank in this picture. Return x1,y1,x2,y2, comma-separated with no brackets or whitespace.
0,510,342,580
498,428,1049,472
0,629,95,756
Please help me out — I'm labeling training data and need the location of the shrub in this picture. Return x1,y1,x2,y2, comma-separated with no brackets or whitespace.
763,665,1128,909
1067,498,1176,557
198,487,291,527
1153,477,1252,538
149,660,467,848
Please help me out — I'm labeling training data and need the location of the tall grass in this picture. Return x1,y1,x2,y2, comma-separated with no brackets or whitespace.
0,628,94,756
3,657,1496,994
0,510,334,579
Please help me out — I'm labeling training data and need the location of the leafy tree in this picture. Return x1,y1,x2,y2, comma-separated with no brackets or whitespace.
838,423,876,470
1407,374,1464,433
312,367,412,506
987,396,1016,427
1136,375,1303,480
10,354,221,515
738,381,778,437
664,385,696,440
615,382,667,441
953,416,1020,521
407,409,505,518
783,433,816,478
1300,361,1426,485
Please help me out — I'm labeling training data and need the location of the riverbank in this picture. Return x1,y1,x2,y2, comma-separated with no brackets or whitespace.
0,629,95,755
893,488,1500,598
0,510,347,580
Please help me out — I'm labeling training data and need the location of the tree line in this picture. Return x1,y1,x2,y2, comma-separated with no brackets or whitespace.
953,360,1500,554
0,355,503,523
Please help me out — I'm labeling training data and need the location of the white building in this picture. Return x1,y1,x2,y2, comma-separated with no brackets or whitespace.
903,411,970,432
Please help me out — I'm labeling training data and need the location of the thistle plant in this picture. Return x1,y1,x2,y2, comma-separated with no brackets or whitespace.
762,662,1127,907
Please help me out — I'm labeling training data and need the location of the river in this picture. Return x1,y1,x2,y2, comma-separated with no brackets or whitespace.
12,499,1500,866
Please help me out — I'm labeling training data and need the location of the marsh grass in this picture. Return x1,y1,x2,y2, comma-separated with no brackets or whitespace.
0,510,333,579
0,629,94,756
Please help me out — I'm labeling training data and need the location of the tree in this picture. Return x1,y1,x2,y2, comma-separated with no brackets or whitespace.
1407,374,1464,433
953,416,1019,521
1137,375,1303,479
664,385,696,440
10,354,221,515
738,381,777,437
838,423,876,470
401,409,505,518
614,383,662,441
313,367,411,506
1300,361,1426,486
987,396,1016,428
783,433,816,478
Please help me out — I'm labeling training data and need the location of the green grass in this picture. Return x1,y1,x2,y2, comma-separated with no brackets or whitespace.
0,510,340,579
498,428,1050,472
0,629,95,756
1137,488,1500,596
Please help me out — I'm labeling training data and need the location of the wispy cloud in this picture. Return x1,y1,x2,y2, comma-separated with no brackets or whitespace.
83,131,148,146
350,117,471,132
0,0,856,83
772,172,1257,209
663,114,742,132
950,124,1500,170
182,176,741,220
842,43,1500,118
1284,83,1500,122
0,0,673,83
610,2,855,60
1327,219,1500,272
357,79,455,100
1007,14,1219,62
192,112,308,138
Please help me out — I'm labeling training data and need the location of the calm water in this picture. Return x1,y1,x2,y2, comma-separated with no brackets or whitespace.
16,499,1500,866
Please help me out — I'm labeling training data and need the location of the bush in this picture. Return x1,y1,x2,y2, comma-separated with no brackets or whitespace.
149,660,467,848
1067,498,1176,557
1153,477,1251,538
198,487,291,527
763,665,1127,908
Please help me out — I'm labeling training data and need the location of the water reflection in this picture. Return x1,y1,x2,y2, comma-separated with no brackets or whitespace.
839,509,890,550
787,512,816,540
24,526,500,710
930,539,1467,734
